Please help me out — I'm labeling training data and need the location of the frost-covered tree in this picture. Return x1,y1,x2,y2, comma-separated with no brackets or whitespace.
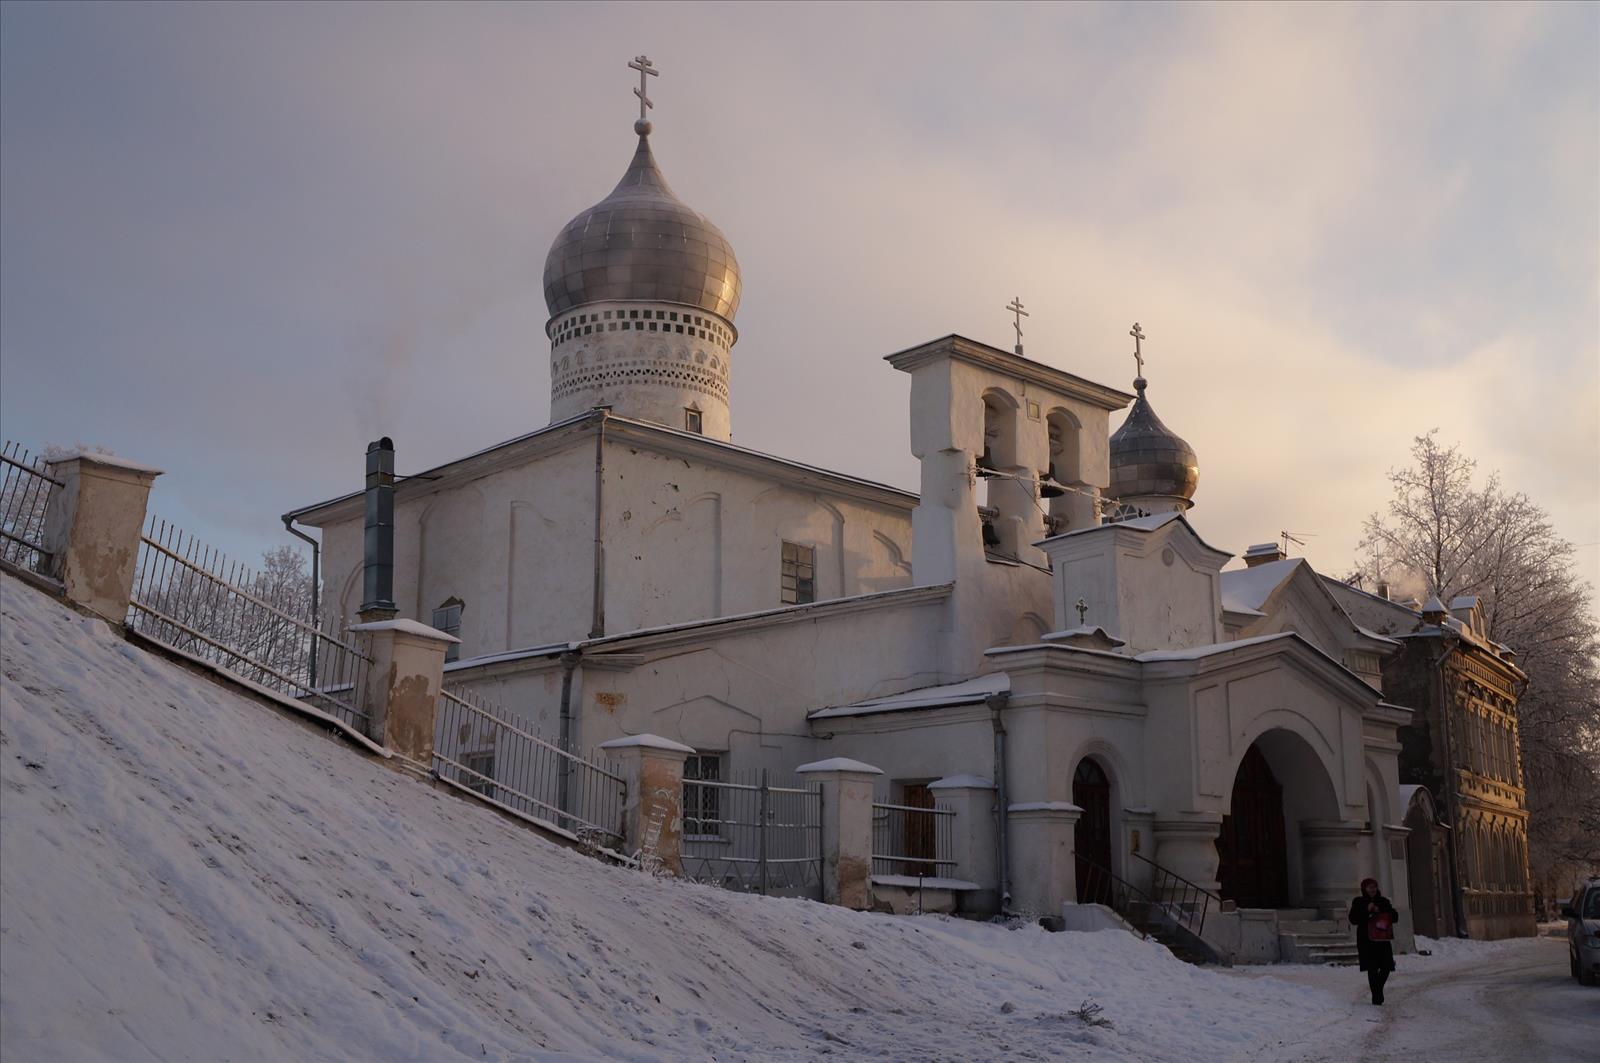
1355,432,1600,890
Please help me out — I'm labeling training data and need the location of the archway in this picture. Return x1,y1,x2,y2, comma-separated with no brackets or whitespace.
1073,757,1113,902
1215,728,1342,909
1403,787,1444,938
1217,745,1289,908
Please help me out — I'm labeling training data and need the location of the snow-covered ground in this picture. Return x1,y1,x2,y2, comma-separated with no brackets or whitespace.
1,573,1586,1061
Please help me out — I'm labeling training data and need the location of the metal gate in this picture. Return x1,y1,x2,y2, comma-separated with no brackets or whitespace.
681,769,822,899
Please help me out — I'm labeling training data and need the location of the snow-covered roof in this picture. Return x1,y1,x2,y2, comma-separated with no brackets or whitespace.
807,673,1009,720
1134,631,1295,662
349,618,460,642
795,757,883,775
1037,510,1233,560
1219,558,1300,614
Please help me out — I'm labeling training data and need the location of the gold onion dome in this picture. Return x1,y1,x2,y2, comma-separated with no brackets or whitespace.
1107,376,1200,503
542,129,741,321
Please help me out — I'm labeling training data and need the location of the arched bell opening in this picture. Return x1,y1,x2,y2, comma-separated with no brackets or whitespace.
1072,756,1114,903
1216,729,1341,910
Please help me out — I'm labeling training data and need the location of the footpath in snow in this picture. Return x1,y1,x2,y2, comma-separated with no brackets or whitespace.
0,572,1544,1062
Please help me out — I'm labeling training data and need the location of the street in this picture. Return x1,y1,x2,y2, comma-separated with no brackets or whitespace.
1239,934,1598,1063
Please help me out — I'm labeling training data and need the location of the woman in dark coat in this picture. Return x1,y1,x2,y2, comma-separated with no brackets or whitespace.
1350,876,1398,1004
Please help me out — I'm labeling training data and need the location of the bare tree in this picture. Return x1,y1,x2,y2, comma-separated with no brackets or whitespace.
1356,432,1600,888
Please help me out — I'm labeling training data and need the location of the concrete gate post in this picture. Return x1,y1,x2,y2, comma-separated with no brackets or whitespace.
797,757,882,910
929,774,998,912
350,619,457,764
1300,819,1365,912
39,452,162,624
599,734,694,876
1007,802,1082,919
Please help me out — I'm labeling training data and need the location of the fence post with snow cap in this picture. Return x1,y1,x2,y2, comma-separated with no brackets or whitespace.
929,775,998,911
350,618,456,765
796,757,882,910
598,734,694,876
40,451,161,624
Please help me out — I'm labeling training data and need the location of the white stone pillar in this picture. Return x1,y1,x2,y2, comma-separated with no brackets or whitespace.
350,619,457,764
929,774,997,912
1007,802,1081,919
40,452,162,624
598,734,694,876
1152,813,1224,896
1300,819,1365,912
797,757,882,910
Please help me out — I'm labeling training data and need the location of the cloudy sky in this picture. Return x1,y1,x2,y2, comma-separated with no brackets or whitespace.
2,1,1596,593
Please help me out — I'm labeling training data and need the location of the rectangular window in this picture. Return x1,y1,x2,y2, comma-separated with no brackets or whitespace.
648,322,657,331
669,311,678,321
463,751,495,799
685,408,703,434
629,309,639,319
603,310,612,319
780,541,816,605
431,602,463,663
683,753,722,836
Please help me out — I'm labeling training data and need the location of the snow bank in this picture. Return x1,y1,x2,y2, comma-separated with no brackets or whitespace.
1,574,1344,1062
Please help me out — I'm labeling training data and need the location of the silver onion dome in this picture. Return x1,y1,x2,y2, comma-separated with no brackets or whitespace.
543,132,741,321
1107,377,1199,503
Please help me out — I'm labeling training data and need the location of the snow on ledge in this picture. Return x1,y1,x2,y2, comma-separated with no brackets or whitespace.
597,734,695,754
929,774,994,790
796,757,883,775
1008,801,1083,813
871,875,982,891
348,618,460,643
44,448,163,476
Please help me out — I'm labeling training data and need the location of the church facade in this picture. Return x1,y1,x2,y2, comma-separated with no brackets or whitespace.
289,73,1422,958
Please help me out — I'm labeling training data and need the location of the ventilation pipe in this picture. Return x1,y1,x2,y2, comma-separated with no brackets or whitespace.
361,437,397,619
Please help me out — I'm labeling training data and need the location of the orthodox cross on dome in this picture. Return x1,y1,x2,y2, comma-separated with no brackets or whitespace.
629,55,659,131
1006,297,1029,356
1129,322,1146,384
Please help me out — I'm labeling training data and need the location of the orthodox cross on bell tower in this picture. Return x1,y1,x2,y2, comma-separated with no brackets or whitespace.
1006,297,1029,357
629,55,659,133
1129,322,1147,385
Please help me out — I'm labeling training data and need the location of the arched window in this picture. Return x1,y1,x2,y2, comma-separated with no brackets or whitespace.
432,596,464,663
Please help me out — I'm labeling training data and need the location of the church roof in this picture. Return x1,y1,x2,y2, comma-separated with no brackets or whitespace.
285,410,919,527
807,673,1009,720
542,131,741,322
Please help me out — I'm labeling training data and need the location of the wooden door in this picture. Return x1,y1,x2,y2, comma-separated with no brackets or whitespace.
1216,745,1289,909
1073,759,1113,903
902,783,936,876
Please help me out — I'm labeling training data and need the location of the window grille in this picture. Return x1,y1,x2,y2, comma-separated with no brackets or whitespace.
780,541,815,605
683,753,722,837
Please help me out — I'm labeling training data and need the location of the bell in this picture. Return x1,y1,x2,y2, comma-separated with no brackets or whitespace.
981,520,1001,548
1038,472,1066,499
977,447,997,473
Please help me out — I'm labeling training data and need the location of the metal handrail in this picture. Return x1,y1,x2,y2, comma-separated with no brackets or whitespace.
1075,855,1154,939
1130,851,1217,938
1130,851,1225,905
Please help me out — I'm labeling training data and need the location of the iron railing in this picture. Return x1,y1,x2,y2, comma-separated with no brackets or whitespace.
126,516,372,733
871,800,957,879
0,442,61,576
432,686,626,846
1076,856,1154,939
681,770,822,898
1131,851,1221,939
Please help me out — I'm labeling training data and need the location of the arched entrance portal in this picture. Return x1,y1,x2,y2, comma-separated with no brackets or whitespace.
1073,758,1113,902
1217,745,1289,908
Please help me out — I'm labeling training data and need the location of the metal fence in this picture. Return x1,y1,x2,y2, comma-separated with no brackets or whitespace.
871,800,956,879
0,442,61,577
682,770,822,898
126,515,373,733
433,686,626,847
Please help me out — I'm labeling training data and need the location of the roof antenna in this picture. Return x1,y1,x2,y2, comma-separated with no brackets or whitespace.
1280,530,1314,556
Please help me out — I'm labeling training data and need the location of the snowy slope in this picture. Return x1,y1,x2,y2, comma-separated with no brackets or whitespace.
2,573,1345,1062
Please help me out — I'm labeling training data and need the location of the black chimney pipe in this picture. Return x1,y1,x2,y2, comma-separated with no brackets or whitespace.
361,437,397,616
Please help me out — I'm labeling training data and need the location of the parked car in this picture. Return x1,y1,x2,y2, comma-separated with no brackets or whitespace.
1563,878,1600,986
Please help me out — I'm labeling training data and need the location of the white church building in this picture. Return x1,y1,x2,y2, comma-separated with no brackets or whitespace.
288,70,1415,957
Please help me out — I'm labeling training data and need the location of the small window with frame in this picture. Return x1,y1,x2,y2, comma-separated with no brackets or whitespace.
780,541,816,605
463,750,496,799
685,408,703,434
